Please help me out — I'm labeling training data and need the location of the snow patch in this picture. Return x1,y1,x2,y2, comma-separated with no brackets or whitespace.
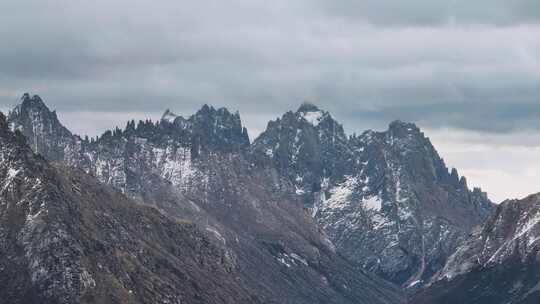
363,195,382,212
2,168,21,193
407,280,422,288
290,253,308,266
324,177,357,210
371,214,390,230
153,146,200,190
486,211,540,264
276,252,308,268
301,111,323,126
7,168,19,179
206,226,226,244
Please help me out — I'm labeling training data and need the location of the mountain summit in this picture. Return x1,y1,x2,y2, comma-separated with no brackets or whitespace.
252,103,349,201
6,94,405,303
0,109,255,303
8,93,75,161
297,101,321,113
253,106,493,287
6,93,493,294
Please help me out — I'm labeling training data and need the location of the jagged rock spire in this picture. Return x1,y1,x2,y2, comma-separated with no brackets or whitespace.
161,108,178,123
3,95,407,303
6,93,493,293
297,101,321,113
19,93,47,109
254,105,493,288
7,94,74,161
0,111,6,130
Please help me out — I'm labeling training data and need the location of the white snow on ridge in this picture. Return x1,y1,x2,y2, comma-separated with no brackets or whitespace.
206,226,226,244
371,214,390,229
153,146,198,190
7,168,20,180
515,212,540,242
2,168,20,193
363,195,382,212
407,280,422,288
324,177,357,210
322,177,383,212
486,211,540,264
276,252,308,268
301,111,323,126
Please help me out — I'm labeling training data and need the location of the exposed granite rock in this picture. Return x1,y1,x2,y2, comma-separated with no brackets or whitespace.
252,106,493,288
0,111,255,304
413,193,540,304
8,93,76,161
5,95,405,303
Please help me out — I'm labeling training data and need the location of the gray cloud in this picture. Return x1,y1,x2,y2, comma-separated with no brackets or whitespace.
1,0,540,201
315,0,540,26
340,100,540,135
0,0,539,137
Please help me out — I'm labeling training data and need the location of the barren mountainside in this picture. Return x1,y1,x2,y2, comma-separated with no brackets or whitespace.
8,94,494,292
252,103,493,287
413,193,540,304
0,112,255,304
5,94,405,304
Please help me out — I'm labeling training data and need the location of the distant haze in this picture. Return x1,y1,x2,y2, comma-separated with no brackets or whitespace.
1,0,539,202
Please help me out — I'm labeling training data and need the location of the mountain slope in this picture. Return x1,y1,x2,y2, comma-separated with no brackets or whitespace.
412,193,540,304
253,104,493,287
0,111,255,304
7,94,405,304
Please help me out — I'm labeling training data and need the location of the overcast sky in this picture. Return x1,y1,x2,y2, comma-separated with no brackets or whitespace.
1,0,539,202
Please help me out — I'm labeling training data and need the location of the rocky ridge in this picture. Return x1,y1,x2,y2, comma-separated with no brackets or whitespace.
413,193,540,303
7,93,494,294
6,94,405,304
252,103,493,287
0,111,255,304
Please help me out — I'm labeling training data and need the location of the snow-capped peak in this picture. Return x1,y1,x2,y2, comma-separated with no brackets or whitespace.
297,103,325,126
300,110,324,126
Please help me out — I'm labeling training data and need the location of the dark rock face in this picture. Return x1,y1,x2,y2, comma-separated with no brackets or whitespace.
252,103,350,205
0,112,254,304
252,106,493,287
8,102,250,201
413,193,540,304
5,95,405,304
8,93,76,161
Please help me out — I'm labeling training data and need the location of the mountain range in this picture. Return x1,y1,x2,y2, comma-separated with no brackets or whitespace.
4,92,537,303
0,111,254,303
3,94,404,303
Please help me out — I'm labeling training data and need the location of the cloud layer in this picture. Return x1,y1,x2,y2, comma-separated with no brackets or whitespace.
1,0,539,201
